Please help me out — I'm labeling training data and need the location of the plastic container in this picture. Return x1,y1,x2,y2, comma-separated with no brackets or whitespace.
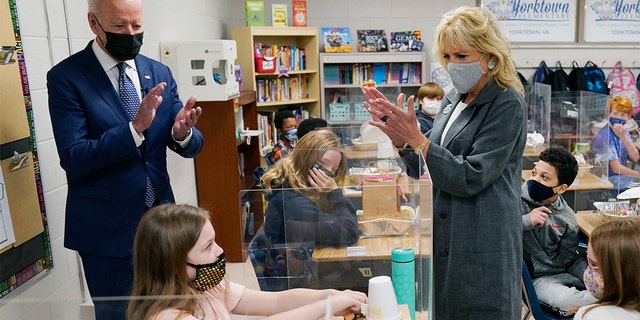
329,103,351,121
255,56,276,73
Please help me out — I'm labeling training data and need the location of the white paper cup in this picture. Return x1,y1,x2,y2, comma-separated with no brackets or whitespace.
362,276,401,320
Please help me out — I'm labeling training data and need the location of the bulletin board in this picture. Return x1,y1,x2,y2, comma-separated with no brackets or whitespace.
0,0,52,298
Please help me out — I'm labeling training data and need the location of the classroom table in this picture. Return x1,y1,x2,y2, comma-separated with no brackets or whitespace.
575,210,606,238
312,232,431,262
311,230,432,311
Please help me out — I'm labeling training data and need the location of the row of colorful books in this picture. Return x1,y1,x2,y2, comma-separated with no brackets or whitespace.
245,0,307,27
254,44,306,72
322,28,423,53
256,74,309,103
324,62,423,85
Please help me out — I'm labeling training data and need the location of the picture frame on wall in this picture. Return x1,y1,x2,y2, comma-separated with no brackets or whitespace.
583,0,640,42
481,0,577,43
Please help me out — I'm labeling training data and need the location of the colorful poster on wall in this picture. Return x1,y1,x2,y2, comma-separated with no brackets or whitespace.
481,0,577,42
0,0,52,299
584,0,640,42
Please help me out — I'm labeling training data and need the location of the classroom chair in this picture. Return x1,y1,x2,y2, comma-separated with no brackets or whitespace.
521,261,574,320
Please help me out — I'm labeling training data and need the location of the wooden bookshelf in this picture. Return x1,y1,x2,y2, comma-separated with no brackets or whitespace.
319,52,427,125
231,26,320,118
194,91,264,262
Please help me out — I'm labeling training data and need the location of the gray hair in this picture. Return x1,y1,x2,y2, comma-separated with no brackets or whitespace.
87,0,100,15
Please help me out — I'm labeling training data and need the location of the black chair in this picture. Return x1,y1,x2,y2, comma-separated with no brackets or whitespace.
521,262,574,320
247,232,315,291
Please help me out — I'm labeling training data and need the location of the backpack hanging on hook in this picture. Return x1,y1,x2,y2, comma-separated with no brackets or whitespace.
543,61,570,94
568,60,588,91
533,60,552,84
607,61,640,116
583,60,608,94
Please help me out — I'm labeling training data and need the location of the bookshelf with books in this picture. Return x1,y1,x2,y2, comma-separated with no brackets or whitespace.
193,92,264,262
320,52,427,125
231,26,320,121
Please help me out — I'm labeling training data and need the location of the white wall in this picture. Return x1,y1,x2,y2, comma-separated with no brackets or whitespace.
1,0,639,319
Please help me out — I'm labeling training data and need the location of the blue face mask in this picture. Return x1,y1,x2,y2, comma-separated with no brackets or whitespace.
610,117,626,126
283,128,298,145
527,179,557,202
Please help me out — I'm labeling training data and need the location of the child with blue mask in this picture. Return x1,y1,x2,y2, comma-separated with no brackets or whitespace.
521,146,596,317
268,110,298,165
592,96,640,195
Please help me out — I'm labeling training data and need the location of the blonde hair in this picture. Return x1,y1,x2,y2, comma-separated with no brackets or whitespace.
261,130,347,202
582,216,640,316
434,6,524,97
610,96,633,116
128,204,212,320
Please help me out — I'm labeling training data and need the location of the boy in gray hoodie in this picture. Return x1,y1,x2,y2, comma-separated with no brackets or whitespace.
521,146,596,316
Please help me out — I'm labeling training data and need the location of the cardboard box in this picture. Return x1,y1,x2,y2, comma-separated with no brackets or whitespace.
362,176,399,219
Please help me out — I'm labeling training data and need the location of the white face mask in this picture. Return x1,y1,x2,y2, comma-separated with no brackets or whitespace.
447,53,486,94
421,99,441,116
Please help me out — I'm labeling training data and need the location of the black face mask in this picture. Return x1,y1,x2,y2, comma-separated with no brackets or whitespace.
527,179,557,202
94,15,143,61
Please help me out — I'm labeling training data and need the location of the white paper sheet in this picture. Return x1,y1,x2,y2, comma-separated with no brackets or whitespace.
0,168,16,251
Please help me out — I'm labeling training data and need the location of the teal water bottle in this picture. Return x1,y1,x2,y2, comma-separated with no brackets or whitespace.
392,246,415,320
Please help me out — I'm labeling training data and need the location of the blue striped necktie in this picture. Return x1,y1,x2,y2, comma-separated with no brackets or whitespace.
117,63,156,207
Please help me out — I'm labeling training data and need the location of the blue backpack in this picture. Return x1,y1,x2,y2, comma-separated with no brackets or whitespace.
534,60,552,83
583,61,608,94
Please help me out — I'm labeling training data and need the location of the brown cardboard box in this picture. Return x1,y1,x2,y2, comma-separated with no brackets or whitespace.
361,176,399,219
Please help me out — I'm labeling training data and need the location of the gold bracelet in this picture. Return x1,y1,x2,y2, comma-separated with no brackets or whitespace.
414,137,429,155
394,142,409,152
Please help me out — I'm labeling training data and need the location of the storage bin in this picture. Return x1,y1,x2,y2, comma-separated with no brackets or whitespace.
329,103,352,121
255,56,276,73
353,102,371,120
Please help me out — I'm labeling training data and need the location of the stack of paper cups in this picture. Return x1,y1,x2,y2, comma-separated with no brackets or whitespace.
392,247,415,320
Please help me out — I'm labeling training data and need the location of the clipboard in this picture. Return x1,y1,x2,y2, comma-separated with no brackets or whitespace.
0,151,43,251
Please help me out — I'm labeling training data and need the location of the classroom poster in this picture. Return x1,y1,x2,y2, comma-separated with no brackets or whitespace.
584,0,640,42
0,0,52,299
481,0,577,42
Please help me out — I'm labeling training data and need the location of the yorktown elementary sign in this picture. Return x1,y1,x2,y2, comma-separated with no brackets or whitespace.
584,0,640,42
481,0,577,42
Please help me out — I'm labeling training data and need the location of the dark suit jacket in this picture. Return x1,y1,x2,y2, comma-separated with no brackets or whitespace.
47,41,203,257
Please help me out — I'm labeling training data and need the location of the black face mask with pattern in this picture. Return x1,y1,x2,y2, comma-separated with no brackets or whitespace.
94,15,143,61
187,253,226,291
